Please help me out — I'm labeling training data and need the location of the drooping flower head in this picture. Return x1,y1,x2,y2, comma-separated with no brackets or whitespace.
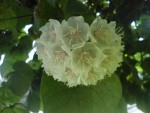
35,16,124,87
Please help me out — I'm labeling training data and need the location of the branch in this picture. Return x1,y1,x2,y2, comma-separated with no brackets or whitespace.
0,14,33,21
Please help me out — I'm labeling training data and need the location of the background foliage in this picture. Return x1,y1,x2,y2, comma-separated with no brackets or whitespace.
0,0,150,113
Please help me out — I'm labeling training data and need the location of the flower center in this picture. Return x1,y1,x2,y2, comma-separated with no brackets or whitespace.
63,23,84,46
50,30,56,41
65,68,74,80
94,26,110,40
54,50,67,63
69,27,81,38
78,51,93,65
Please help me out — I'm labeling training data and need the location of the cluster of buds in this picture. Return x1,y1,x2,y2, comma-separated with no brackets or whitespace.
35,16,123,87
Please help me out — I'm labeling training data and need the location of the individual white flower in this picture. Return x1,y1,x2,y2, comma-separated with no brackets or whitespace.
35,43,45,60
45,43,71,81
64,68,79,87
100,47,123,76
90,17,121,47
85,67,107,85
39,19,61,46
60,16,90,49
71,42,106,73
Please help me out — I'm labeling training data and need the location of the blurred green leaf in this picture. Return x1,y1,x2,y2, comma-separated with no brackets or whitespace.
0,30,14,53
1,104,29,113
41,74,122,113
136,92,150,113
47,0,57,7
0,54,15,77
115,97,127,113
0,87,19,105
1,107,13,113
27,87,41,112
141,58,150,74
0,35,32,77
4,61,34,97
14,6,32,30
38,0,62,20
65,0,88,18
28,54,42,70
12,104,29,113
0,6,17,30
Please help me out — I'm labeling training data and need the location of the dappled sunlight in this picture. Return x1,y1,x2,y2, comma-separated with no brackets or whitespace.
23,24,32,34
25,47,36,63
127,104,144,113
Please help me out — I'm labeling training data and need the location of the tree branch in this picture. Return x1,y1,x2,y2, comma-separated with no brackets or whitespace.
0,14,33,21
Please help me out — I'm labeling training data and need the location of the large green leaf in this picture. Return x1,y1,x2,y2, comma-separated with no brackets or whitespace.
41,74,122,113
4,61,34,97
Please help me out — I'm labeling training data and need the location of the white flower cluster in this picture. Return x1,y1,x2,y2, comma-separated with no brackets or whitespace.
35,16,123,87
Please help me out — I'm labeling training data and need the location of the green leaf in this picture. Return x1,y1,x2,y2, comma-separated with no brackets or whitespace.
1,107,13,113
38,0,61,20
41,74,122,113
0,36,32,77
115,97,127,113
141,58,150,74
28,54,42,70
4,61,34,97
1,104,29,113
16,35,33,54
12,104,29,113
0,87,19,105
0,54,15,77
14,6,32,30
136,92,150,113
27,87,41,112
65,0,88,18
0,30,15,53
47,0,57,7
0,1,17,30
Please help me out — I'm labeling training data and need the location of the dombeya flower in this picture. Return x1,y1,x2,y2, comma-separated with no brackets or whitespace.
39,19,61,47
90,17,122,47
71,42,106,73
35,16,123,87
60,16,90,49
